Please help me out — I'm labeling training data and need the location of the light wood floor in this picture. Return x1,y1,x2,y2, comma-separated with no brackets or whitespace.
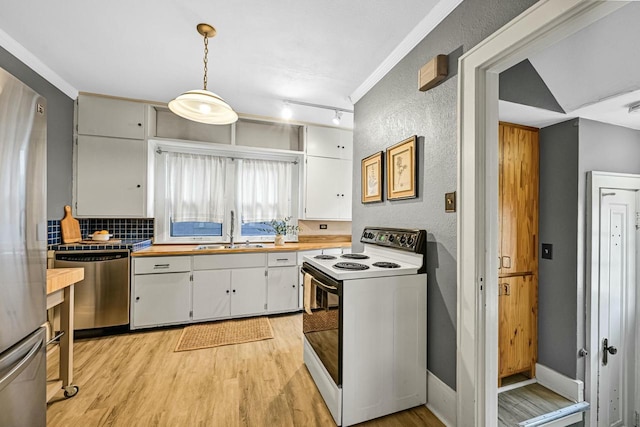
46,314,444,427
498,383,575,426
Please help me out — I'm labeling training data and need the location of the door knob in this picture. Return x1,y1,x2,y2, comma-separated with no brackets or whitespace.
603,338,617,365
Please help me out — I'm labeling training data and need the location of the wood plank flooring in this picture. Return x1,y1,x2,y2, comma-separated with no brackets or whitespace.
46,314,443,427
498,383,575,426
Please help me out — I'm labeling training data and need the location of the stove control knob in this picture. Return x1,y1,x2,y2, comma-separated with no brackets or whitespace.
388,234,395,243
400,235,407,244
407,236,415,246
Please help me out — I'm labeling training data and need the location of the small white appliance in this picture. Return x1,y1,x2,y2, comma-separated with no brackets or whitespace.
301,227,427,426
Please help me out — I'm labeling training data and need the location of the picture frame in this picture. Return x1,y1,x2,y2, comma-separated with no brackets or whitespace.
361,151,384,203
386,135,417,200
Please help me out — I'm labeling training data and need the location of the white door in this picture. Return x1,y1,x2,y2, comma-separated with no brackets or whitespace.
598,189,638,427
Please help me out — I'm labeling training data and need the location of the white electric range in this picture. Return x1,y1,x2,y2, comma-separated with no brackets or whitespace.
301,227,427,426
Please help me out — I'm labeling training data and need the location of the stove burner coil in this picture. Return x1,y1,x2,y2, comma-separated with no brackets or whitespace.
372,261,401,269
341,253,370,260
314,255,337,260
333,262,370,270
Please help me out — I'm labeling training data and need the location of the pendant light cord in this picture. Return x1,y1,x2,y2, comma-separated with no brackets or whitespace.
203,35,209,91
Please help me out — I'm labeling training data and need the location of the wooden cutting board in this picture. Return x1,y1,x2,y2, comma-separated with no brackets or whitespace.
60,205,82,244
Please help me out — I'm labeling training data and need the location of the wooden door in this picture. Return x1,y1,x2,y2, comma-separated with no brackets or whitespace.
498,275,537,380
499,123,539,275
498,122,539,384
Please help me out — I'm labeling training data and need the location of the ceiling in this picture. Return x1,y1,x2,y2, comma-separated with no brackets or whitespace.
500,2,640,131
0,0,462,128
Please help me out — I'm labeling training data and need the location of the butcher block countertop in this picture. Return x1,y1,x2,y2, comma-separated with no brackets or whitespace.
132,239,352,257
46,268,85,294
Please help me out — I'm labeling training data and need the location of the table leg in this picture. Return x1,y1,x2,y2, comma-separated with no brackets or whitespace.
60,284,74,388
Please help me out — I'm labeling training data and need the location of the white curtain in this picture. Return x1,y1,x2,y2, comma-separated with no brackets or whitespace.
166,152,226,222
237,158,292,222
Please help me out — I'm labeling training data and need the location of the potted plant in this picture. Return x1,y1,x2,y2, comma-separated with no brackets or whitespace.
265,217,299,246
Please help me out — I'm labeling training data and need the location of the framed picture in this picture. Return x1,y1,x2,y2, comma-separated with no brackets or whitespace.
386,136,417,200
361,152,384,203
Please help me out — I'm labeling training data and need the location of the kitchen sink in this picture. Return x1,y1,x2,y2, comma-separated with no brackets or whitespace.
194,245,225,250
194,243,265,250
224,244,264,249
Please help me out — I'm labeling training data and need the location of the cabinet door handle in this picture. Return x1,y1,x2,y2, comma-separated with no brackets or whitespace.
501,256,511,269
292,285,296,288
136,184,141,188
226,290,230,294
277,258,288,261
137,123,142,127
153,264,170,269
498,283,510,296
135,296,140,301
232,289,236,293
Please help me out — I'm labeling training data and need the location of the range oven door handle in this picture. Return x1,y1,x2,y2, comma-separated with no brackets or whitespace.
300,265,341,295
313,279,338,294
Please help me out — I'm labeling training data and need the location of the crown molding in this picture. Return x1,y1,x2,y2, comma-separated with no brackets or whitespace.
0,28,78,99
349,0,464,104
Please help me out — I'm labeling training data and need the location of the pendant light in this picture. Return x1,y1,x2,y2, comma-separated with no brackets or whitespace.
169,23,238,125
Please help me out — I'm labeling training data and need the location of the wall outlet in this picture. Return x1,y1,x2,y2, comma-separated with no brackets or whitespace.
541,243,553,260
319,224,328,229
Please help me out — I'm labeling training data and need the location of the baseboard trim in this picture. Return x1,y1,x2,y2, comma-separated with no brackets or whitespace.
535,363,584,402
426,370,456,427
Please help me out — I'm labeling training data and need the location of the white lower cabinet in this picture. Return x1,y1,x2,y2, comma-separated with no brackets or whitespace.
132,250,334,329
268,266,299,313
192,268,267,320
133,272,191,327
192,270,231,320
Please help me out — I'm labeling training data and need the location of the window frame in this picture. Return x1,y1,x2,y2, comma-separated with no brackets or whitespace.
151,138,303,244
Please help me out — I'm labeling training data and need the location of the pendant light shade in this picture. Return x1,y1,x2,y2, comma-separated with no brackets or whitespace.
169,90,238,124
169,23,238,125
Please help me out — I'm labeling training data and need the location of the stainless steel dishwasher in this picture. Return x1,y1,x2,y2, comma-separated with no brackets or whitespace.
54,251,130,330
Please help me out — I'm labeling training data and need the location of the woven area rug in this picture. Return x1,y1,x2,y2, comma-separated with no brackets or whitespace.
174,317,274,352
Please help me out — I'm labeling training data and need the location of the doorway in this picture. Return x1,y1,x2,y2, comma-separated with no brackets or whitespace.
456,1,633,426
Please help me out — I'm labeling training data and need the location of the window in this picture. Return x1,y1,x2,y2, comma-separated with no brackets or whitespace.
153,140,301,243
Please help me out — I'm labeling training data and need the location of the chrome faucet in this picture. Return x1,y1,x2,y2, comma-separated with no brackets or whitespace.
229,210,235,248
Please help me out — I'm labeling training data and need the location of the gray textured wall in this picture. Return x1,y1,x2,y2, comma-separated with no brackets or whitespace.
0,46,74,220
538,119,579,378
352,0,538,389
576,118,640,380
499,60,564,113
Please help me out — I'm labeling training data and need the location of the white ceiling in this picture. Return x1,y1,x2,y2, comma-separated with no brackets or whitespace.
500,2,640,131
0,0,460,128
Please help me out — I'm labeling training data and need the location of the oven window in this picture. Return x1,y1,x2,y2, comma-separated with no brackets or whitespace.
303,281,340,385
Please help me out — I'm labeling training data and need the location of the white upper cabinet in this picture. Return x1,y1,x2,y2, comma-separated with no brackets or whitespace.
305,126,353,160
303,125,353,220
77,95,146,140
76,135,146,217
305,156,352,220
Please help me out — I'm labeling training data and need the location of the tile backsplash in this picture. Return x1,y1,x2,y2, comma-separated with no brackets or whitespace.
48,218,154,245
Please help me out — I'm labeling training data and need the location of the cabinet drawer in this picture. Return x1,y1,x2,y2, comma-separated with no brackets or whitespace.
134,256,191,274
193,253,266,270
268,252,297,267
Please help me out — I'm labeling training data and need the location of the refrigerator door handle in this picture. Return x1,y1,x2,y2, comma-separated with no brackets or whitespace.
0,338,42,394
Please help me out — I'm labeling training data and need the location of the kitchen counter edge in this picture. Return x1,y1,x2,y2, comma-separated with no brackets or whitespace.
131,241,352,257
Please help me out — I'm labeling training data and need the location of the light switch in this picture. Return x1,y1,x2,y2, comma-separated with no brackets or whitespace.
445,192,456,213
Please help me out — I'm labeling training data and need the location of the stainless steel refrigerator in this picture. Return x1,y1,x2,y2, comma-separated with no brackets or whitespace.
0,66,47,426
